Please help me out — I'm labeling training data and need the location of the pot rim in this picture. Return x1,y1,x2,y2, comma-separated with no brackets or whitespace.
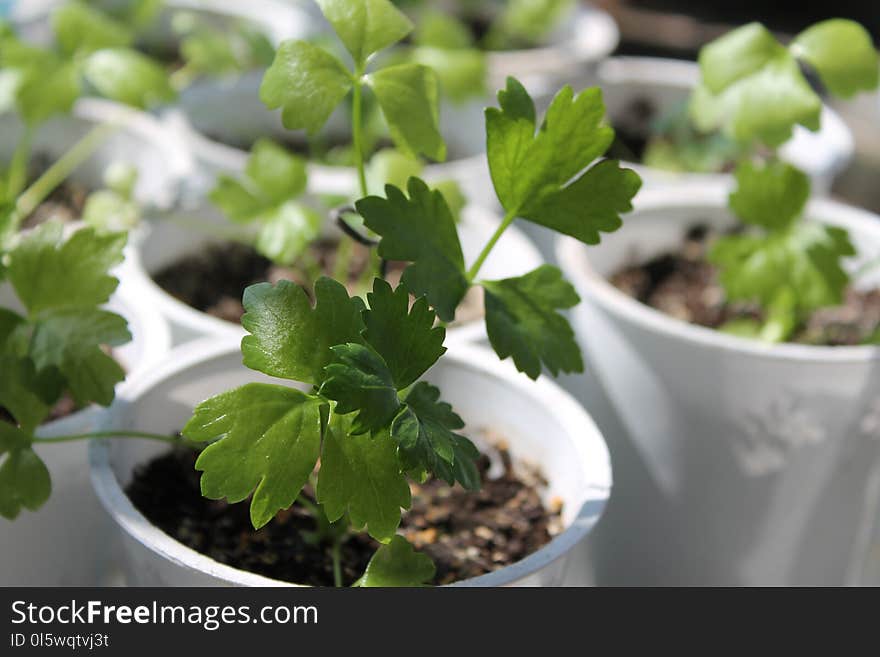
89,337,611,587
557,184,880,364
125,203,541,344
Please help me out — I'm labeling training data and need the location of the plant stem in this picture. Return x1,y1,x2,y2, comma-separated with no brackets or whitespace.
351,69,369,198
331,538,343,588
13,122,119,229
33,430,182,445
466,208,517,282
7,125,34,200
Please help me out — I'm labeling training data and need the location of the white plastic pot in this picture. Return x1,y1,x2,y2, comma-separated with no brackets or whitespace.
124,201,543,345
0,278,172,586
483,2,619,93
89,338,611,586
0,97,193,213
557,185,880,586
594,57,854,194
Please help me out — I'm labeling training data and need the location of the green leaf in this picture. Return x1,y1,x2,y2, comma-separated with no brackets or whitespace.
0,356,52,432
367,64,445,161
692,22,823,146
414,11,474,49
83,189,140,233
52,1,133,55
30,308,130,407
728,160,811,231
362,278,446,388
208,177,263,223
0,423,51,520
241,278,365,385
409,46,486,103
16,59,80,124
185,383,324,530
316,419,411,543
254,202,322,265
315,0,413,66
260,40,352,134
83,48,175,109
487,0,575,50
710,222,856,315
791,19,879,98
320,343,401,434
245,139,308,204
7,222,126,315
486,79,640,244
357,178,467,321
354,535,435,587
365,148,423,195
482,265,583,379
391,382,480,489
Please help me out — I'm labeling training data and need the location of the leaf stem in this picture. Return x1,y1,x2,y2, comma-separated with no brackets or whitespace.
7,124,34,200
331,538,343,588
351,70,369,198
466,208,517,282
14,121,120,229
33,430,183,445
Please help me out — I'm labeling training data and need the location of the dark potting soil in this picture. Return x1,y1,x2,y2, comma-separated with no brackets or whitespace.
605,97,655,163
610,224,880,346
152,240,485,326
125,433,563,586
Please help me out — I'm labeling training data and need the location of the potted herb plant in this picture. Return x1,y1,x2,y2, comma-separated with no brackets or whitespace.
82,37,641,584
0,13,178,584
557,20,880,585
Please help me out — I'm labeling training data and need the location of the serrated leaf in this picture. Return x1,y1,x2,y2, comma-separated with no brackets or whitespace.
728,160,810,231
354,535,435,587
260,40,352,134
486,78,640,244
30,308,130,407
7,222,126,315
362,278,446,388
791,19,879,98
357,178,467,321
0,423,51,520
482,265,583,379
241,278,365,385
83,48,175,109
320,343,400,434
0,356,51,432
391,382,479,489
316,419,411,543
692,22,823,146
710,222,856,315
316,0,413,66
52,1,133,55
367,64,445,161
185,383,324,530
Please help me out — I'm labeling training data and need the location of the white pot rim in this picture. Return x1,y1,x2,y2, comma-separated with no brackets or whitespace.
558,185,880,364
90,337,611,587
594,56,854,186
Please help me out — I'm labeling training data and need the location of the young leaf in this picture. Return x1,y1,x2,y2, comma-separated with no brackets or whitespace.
52,1,133,55
692,22,823,146
0,423,51,520
728,160,811,231
482,265,583,379
83,49,176,109
366,64,445,161
316,420,411,543
244,139,308,204
791,19,879,98
6,222,126,315
354,535,435,587
253,203,323,265
315,0,413,67
356,178,467,321
320,343,401,434
486,78,641,244
408,46,487,104
362,278,446,388
185,383,324,530
241,278,364,385
391,382,480,490
260,40,352,134
29,308,130,406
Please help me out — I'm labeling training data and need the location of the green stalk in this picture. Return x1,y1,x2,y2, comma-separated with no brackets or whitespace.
13,122,119,229
33,430,182,445
331,538,343,588
351,68,369,199
7,125,34,200
466,208,517,282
